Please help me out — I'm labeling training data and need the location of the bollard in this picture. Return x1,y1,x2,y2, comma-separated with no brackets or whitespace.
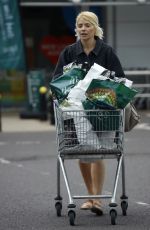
39,86,48,121
49,91,55,125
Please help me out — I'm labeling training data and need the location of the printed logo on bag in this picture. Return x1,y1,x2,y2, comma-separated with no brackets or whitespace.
86,88,117,107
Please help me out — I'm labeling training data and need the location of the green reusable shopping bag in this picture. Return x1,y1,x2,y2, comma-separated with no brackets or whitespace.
85,79,138,109
50,68,86,101
83,78,138,131
82,99,120,131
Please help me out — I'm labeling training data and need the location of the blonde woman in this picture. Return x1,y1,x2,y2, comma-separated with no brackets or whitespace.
52,11,125,215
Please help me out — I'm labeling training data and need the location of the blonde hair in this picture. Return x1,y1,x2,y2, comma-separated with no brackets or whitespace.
75,11,104,39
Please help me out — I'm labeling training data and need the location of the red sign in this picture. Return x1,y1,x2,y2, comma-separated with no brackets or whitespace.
39,35,75,65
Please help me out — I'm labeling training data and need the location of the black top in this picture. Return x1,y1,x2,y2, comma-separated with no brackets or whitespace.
52,37,125,79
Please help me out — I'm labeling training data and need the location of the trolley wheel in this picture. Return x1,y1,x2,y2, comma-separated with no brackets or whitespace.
121,200,128,216
55,202,62,217
68,210,76,226
110,209,117,225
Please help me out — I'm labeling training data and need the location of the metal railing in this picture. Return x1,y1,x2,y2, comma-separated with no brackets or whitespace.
20,1,150,7
125,70,150,109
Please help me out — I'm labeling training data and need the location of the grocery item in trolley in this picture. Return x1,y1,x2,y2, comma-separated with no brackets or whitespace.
60,101,116,150
85,77,137,110
50,65,86,102
54,63,138,150
59,64,119,149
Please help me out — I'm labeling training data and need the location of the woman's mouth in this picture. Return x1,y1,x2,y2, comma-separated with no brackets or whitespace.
80,33,87,36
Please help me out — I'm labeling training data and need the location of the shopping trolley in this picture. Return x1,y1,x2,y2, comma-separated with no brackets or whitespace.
53,100,128,225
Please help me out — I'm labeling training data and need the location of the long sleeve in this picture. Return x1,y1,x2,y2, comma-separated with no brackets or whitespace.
52,47,72,80
106,47,125,78
52,50,65,80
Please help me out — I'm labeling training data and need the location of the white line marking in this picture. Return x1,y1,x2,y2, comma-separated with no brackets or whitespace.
0,141,41,146
0,158,11,164
0,142,8,146
0,157,50,176
16,141,41,145
17,164,24,167
135,123,150,130
136,201,150,206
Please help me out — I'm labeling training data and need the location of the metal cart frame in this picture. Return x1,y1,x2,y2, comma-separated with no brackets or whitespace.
53,100,128,225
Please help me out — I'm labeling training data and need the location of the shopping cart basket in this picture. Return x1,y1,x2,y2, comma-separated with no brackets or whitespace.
53,100,128,225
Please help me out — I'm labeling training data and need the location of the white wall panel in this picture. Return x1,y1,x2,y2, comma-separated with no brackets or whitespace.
117,23,150,46
106,5,150,69
118,47,150,69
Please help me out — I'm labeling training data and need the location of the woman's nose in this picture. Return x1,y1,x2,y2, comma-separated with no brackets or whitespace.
81,25,86,30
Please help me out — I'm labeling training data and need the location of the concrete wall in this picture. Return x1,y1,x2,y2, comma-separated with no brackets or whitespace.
107,5,150,69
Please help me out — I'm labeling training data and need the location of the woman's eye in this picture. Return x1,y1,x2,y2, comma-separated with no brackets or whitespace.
77,23,92,29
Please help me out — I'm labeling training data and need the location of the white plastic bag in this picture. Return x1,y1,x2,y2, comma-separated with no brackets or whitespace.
66,63,109,103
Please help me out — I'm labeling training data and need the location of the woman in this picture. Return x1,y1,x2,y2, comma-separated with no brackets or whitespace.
52,11,125,215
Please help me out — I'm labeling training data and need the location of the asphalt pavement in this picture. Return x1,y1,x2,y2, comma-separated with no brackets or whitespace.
0,109,150,229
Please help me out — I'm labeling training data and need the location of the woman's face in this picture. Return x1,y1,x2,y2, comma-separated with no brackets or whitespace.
76,17,96,41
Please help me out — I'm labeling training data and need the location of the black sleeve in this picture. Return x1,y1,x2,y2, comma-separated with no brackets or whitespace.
107,47,125,78
52,48,69,80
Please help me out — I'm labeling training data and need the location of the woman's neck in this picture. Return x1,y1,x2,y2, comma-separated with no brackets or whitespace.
81,38,96,55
